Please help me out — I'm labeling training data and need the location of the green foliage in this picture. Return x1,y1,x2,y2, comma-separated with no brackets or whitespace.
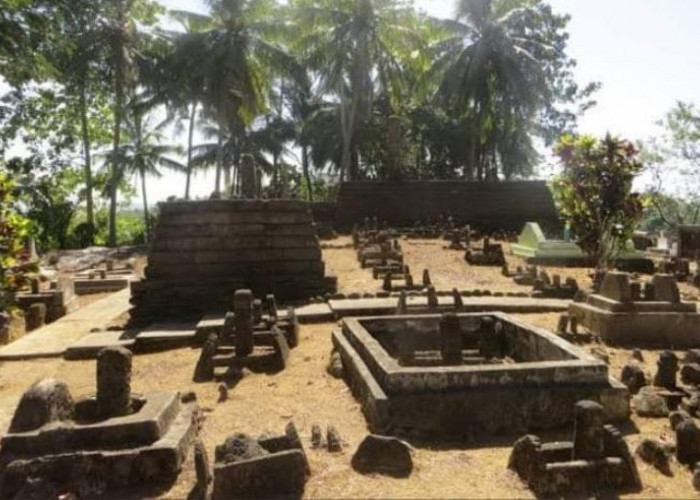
642,101,700,229
0,171,37,311
552,134,644,269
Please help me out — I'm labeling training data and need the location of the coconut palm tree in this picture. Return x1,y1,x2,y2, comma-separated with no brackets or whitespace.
192,0,302,195
105,105,186,243
293,0,419,180
431,0,554,180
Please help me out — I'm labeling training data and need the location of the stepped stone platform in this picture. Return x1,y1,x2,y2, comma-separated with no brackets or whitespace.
128,200,337,326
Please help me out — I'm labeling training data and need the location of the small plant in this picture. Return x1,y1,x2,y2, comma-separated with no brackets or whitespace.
553,134,644,270
0,173,38,311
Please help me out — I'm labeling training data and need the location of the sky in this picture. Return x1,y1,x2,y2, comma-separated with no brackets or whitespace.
7,0,700,202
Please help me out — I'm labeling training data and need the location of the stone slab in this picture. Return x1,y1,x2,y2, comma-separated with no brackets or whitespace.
74,277,133,295
135,322,199,351
64,331,135,360
0,289,131,361
294,303,334,323
329,296,569,318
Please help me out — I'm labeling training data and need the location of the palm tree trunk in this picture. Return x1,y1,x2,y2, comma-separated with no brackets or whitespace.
140,166,150,243
185,102,197,200
272,152,279,198
78,73,94,242
109,39,125,247
302,145,313,202
214,126,223,194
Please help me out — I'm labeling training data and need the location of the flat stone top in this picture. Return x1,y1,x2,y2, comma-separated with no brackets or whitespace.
329,296,570,316
137,322,198,341
159,199,312,214
587,294,697,313
0,289,131,361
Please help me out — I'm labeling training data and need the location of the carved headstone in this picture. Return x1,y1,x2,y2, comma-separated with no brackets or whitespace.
25,303,46,332
572,400,605,460
654,350,679,390
96,346,132,418
234,290,254,357
439,313,462,365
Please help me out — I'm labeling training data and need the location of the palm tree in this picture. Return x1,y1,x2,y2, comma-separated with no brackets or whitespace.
431,0,551,180
293,0,419,180
159,9,213,199
192,0,302,195
107,105,186,243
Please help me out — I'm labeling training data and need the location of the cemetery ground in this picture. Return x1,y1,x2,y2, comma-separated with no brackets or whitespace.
1,237,699,498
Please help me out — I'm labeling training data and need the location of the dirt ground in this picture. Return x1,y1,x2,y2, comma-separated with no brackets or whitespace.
0,237,699,498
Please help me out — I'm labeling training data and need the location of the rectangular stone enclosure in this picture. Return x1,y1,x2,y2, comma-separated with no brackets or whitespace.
333,313,628,440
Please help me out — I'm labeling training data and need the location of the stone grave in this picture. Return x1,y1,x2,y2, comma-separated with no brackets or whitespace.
678,226,700,260
0,347,199,497
464,238,506,266
332,312,628,439
569,271,700,347
128,199,337,326
211,423,310,499
532,273,579,299
193,290,295,381
508,400,641,497
15,278,77,323
511,222,653,272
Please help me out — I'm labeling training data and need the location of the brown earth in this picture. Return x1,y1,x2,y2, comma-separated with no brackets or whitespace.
0,237,698,498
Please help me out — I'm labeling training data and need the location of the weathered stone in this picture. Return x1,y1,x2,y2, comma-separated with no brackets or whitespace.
96,346,132,418
252,299,263,325
234,290,254,357
382,272,392,292
25,302,47,332
632,349,645,363
636,438,673,476
427,286,439,310
620,363,647,394
600,271,632,302
676,419,700,465
557,314,569,334
212,449,306,500
452,288,463,311
327,426,342,452
573,400,605,460
194,334,218,382
508,434,541,483
654,350,679,390
633,386,669,417
215,433,268,464
396,291,408,315
311,425,323,449
682,363,700,386
218,383,228,403
9,379,74,433
351,434,413,477
693,464,700,491
652,274,680,302
194,438,212,486
670,410,693,430
439,313,462,365
326,350,343,379
422,269,431,287
266,294,278,320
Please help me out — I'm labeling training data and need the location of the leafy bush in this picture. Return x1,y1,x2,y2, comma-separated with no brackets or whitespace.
553,134,644,269
0,173,38,311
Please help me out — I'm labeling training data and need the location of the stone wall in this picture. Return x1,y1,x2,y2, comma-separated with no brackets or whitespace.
336,181,560,231
129,200,336,326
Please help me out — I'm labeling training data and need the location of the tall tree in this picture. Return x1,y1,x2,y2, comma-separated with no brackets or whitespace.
294,0,418,180
433,0,596,180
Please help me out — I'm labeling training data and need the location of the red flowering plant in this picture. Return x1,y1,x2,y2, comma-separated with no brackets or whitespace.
0,172,37,312
552,134,644,270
